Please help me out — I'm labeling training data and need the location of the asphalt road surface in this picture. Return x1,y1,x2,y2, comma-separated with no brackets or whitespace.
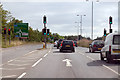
1,44,120,79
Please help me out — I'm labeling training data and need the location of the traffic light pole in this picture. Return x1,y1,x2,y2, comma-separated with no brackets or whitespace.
9,34,11,45
44,24,47,48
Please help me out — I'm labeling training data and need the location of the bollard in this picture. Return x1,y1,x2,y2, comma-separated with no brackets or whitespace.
43,42,45,48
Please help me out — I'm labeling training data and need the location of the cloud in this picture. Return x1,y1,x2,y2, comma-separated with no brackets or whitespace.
1,2,118,39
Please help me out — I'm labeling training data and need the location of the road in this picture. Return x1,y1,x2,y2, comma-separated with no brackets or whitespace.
1,44,120,79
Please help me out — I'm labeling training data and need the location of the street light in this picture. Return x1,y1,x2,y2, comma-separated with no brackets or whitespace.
75,21,79,40
86,0,99,40
77,14,86,38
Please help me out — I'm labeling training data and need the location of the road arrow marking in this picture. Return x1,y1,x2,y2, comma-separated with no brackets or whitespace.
63,59,72,67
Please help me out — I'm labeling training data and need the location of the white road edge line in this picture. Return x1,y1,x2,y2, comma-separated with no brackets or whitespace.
102,65,120,76
43,54,48,58
32,58,42,67
17,72,26,79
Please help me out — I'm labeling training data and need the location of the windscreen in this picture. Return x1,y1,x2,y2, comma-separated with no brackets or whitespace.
63,41,73,44
113,35,120,45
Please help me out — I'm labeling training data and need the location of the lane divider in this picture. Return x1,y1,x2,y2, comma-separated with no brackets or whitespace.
79,52,119,76
86,56,95,60
102,65,120,76
17,72,26,79
32,58,42,67
43,54,48,58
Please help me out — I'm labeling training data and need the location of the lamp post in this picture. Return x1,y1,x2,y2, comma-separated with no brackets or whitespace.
86,0,99,40
75,21,79,41
77,14,86,38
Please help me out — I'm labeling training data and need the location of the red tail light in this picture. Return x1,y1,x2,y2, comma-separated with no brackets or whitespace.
60,41,63,46
8,29,10,31
93,45,96,47
72,41,75,46
109,45,111,52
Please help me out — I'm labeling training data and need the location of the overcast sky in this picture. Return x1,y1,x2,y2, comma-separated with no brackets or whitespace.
1,0,119,39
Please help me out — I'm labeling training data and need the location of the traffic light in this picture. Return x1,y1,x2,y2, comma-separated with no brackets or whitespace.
8,28,11,35
42,28,46,35
43,15,47,24
47,29,50,35
109,16,112,24
4,28,6,34
110,29,112,33
104,29,106,36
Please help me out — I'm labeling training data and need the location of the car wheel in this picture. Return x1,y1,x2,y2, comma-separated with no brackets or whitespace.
100,52,104,60
73,49,75,52
106,52,112,63
89,48,91,52
60,49,62,52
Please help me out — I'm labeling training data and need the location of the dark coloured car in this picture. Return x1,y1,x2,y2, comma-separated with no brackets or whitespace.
59,40,75,52
57,39,63,49
89,40,104,53
74,41,78,47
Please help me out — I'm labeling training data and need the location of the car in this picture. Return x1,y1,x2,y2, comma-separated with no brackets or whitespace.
89,40,104,53
100,32,120,63
57,39,63,49
59,40,75,52
74,41,78,47
54,40,58,47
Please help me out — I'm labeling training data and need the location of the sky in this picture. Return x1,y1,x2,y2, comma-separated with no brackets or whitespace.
1,0,119,39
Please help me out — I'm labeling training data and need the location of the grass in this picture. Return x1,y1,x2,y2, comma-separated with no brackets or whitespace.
77,39,92,48
1,40,43,48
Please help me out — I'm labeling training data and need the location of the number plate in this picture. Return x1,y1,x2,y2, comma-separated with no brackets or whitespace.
66,45,70,47
113,51,120,53
98,48,102,50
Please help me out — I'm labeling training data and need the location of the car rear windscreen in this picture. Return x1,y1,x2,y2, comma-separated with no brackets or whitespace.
113,35,120,45
63,41,72,44
94,41,104,45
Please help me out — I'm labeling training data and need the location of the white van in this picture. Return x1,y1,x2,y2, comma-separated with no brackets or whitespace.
100,32,120,63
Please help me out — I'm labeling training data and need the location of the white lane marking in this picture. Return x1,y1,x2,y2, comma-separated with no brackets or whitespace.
86,56,95,60
102,65,120,76
8,63,31,66
24,50,37,56
1,75,17,78
0,67,26,70
53,53,75,55
63,59,72,67
8,60,14,63
17,72,26,79
32,58,42,67
43,54,48,58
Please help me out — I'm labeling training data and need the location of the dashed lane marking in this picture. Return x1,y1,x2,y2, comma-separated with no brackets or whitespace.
32,58,42,67
8,63,31,66
43,54,48,58
86,56,95,60
1,75,17,78
17,72,26,79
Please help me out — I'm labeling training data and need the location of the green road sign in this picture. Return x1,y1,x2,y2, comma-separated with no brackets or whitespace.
14,23,28,39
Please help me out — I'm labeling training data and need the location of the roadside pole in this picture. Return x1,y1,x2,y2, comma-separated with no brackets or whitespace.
44,24,47,48
5,33,6,46
9,34,11,45
43,15,47,48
